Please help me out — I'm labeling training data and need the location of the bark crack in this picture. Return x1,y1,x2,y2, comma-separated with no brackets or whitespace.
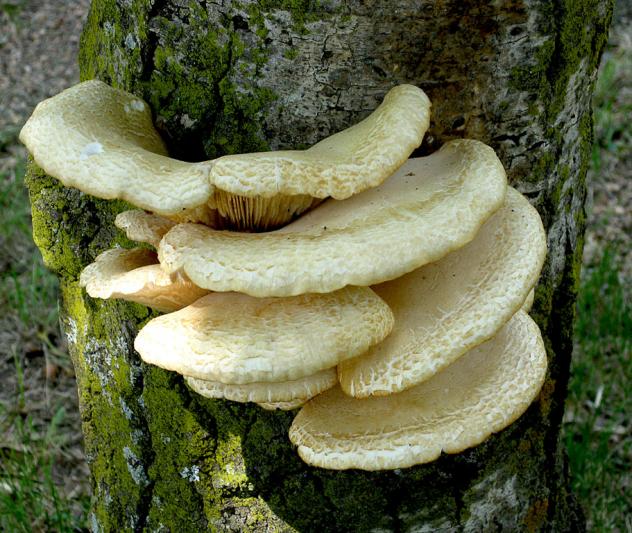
140,0,170,84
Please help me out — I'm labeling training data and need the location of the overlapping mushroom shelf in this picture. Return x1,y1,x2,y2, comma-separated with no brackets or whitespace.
21,81,548,471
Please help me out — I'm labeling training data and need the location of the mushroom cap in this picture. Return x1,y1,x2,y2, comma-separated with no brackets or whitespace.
19,80,213,217
258,399,308,411
134,287,394,384
210,84,431,200
79,248,209,313
522,288,535,312
185,368,336,404
289,310,547,471
115,210,176,248
158,139,508,297
338,187,546,397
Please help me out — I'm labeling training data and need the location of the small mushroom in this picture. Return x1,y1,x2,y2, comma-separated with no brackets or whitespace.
289,311,547,471
115,210,176,248
209,84,431,229
158,139,507,297
338,187,546,397
79,248,209,312
185,368,337,405
134,288,394,384
19,80,215,223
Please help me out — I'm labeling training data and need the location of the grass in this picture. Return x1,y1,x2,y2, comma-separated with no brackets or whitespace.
591,41,632,175
0,160,59,331
565,248,632,531
0,382,82,532
0,156,90,532
0,0,24,15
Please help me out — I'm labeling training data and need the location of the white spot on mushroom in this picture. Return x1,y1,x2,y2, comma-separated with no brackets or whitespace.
80,142,103,160
180,465,200,482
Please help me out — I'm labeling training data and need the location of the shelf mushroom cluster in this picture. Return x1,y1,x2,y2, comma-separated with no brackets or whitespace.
21,80,548,471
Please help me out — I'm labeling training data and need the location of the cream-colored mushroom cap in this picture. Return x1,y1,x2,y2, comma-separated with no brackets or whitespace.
115,210,176,248
338,187,546,397
522,288,535,312
289,311,547,471
185,368,336,405
159,139,507,297
258,399,308,411
19,80,213,219
79,248,209,313
208,85,429,230
134,287,393,384
211,84,430,199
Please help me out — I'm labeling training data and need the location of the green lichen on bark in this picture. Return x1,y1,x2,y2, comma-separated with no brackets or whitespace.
78,0,284,161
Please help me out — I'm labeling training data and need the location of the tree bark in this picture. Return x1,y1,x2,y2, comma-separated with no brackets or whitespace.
26,0,612,530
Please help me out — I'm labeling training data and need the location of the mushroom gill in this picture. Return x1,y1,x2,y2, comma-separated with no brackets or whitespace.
158,139,507,297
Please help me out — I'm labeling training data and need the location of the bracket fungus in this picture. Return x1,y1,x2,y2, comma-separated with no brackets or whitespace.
185,368,337,409
289,311,547,471
208,84,430,230
23,79,549,472
79,248,209,313
134,288,394,384
19,80,215,223
115,210,176,248
158,139,507,297
338,187,547,397
21,81,429,231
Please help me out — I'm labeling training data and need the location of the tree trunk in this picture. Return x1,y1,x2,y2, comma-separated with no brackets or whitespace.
26,0,612,530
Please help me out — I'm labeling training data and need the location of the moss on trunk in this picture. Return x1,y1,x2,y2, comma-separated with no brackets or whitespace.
26,0,612,530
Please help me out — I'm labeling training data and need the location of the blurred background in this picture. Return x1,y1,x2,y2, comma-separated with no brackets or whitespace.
0,1,629,530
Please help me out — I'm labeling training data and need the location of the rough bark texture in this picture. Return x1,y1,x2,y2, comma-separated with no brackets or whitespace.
25,0,612,531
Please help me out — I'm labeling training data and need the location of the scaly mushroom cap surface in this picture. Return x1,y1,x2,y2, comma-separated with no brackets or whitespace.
115,210,176,248
289,311,547,471
522,288,536,312
207,84,430,230
210,85,430,200
338,187,546,397
185,368,336,404
159,139,507,297
134,288,394,384
19,80,213,219
79,248,209,313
